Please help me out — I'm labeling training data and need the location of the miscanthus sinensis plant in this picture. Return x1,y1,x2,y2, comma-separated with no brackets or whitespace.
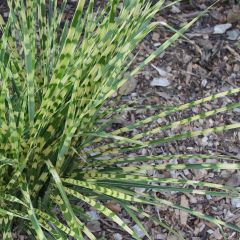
0,0,239,239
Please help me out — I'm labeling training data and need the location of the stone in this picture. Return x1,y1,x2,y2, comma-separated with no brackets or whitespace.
213,23,232,34
113,233,123,240
152,32,160,41
132,224,146,238
119,78,137,95
227,29,240,40
231,198,240,208
150,77,170,87
86,210,100,221
86,221,101,232
171,5,181,13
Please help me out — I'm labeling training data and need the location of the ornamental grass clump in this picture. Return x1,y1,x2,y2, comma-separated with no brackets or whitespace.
0,0,239,239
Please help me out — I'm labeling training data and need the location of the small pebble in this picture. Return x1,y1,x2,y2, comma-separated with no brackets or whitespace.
86,221,101,232
171,5,181,13
227,29,240,40
132,224,146,238
113,233,123,240
213,23,232,34
231,198,240,208
150,77,171,87
86,210,100,221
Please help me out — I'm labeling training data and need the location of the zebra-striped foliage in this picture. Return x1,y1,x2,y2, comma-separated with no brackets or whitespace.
0,0,239,239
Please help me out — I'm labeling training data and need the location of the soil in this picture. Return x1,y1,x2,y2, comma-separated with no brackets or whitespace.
0,1,239,240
